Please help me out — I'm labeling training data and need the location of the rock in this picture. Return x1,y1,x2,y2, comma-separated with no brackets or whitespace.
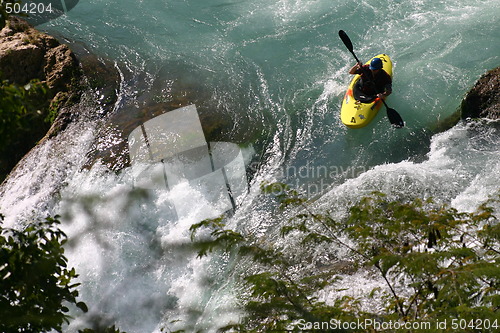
0,38,45,83
0,17,83,181
0,17,127,181
44,44,80,91
0,17,82,132
78,52,120,114
1,20,52,83
429,109,461,134
0,15,32,37
461,67,500,120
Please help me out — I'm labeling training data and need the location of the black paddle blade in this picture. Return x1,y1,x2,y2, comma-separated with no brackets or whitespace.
338,30,353,52
386,107,405,128
339,30,361,64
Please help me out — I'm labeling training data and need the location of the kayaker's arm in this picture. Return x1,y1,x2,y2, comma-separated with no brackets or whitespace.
379,82,392,98
349,62,363,74
377,87,392,99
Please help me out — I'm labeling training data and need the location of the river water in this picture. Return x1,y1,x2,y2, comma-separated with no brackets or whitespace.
1,0,499,331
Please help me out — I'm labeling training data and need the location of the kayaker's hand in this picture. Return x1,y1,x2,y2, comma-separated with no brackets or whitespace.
377,93,384,99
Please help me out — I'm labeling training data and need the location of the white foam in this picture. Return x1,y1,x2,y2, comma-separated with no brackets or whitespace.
0,122,95,227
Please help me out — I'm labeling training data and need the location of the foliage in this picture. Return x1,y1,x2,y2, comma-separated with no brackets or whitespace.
0,214,88,332
0,214,128,333
189,183,500,332
189,183,368,332
0,79,50,147
0,78,51,180
340,193,500,325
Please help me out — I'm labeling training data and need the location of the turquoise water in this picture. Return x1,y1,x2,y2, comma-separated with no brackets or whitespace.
1,0,499,331
44,0,498,172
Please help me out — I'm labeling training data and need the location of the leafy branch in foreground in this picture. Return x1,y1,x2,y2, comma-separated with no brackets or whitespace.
0,214,127,333
189,183,499,332
0,78,52,181
188,184,370,332
0,79,50,148
0,215,87,332
341,194,500,323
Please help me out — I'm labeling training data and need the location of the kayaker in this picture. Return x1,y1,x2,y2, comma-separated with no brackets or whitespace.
349,57,392,101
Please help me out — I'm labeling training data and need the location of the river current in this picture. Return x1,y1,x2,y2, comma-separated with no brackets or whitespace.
1,0,499,331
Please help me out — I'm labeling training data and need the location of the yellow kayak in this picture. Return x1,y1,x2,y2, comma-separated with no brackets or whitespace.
340,54,393,129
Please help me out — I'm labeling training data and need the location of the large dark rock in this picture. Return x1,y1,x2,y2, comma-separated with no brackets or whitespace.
461,67,500,120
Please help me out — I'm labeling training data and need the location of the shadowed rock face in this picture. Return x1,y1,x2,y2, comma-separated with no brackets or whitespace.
0,17,83,180
0,17,83,139
461,67,500,120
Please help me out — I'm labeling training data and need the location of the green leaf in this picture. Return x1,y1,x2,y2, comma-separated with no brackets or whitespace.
76,301,89,313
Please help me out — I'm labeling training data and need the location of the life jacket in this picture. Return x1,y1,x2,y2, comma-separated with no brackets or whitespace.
356,64,392,97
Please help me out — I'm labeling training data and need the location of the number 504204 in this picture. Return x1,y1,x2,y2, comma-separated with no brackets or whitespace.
2,1,54,14
451,319,499,330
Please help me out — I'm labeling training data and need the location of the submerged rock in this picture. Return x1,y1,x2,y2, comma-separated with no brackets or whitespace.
461,67,500,120
78,50,121,115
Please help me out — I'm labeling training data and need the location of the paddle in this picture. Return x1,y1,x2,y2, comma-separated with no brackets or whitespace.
338,30,404,128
